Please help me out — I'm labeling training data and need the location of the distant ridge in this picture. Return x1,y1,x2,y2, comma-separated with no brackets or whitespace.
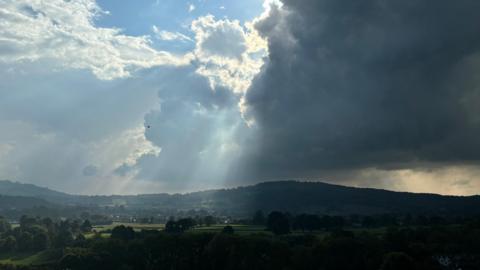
1,180,480,216
0,195,53,210
0,180,70,198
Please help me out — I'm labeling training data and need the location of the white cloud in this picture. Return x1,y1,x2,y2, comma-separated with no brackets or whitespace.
0,0,268,95
0,123,161,195
101,125,161,169
0,0,192,80
191,15,268,93
192,15,247,59
188,3,195,12
152,25,193,42
262,0,283,14
0,58,166,194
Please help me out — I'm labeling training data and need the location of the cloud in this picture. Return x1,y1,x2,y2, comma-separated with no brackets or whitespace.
324,165,480,196
0,1,269,194
152,26,193,42
0,59,251,194
192,15,247,59
82,165,98,176
242,0,480,185
0,0,192,80
191,15,267,93
0,59,164,194
114,66,250,191
8,0,480,195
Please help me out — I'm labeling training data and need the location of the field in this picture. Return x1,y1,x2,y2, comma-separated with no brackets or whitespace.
93,222,166,231
191,224,268,235
0,249,62,267
88,222,269,237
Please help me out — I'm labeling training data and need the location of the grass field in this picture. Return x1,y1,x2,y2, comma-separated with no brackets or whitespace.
192,224,269,235
0,249,62,266
93,222,165,231
91,223,268,236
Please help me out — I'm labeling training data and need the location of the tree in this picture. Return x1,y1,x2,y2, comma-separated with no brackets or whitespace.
177,218,196,231
0,218,11,233
19,215,36,229
293,214,321,232
71,220,81,234
81,220,92,233
164,219,195,233
222,226,234,234
165,220,180,233
111,225,135,241
267,211,290,235
17,231,33,251
54,230,74,248
32,231,49,251
252,210,266,225
41,217,54,233
0,236,16,252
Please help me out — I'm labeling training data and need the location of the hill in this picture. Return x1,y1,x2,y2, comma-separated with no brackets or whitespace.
0,180,69,199
1,180,480,216
153,181,480,216
0,195,52,210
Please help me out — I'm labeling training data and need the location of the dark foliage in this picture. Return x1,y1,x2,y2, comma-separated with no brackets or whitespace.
110,225,135,241
1,214,480,269
222,226,234,234
165,218,196,233
266,211,290,235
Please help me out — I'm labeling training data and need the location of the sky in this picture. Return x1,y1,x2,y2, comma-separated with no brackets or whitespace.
1,0,480,195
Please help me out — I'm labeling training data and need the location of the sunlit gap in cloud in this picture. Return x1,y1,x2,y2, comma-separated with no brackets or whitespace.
83,125,161,195
333,165,480,196
285,163,480,196
180,109,250,192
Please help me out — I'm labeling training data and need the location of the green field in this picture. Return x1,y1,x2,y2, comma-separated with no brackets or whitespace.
93,222,165,231
91,222,268,236
192,224,269,235
0,249,62,267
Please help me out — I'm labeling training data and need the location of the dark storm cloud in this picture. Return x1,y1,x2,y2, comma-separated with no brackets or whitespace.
244,0,480,177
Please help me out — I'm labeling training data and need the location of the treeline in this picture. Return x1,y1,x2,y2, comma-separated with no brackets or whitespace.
250,210,480,234
2,213,480,269
252,211,347,235
0,216,91,253
59,222,480,269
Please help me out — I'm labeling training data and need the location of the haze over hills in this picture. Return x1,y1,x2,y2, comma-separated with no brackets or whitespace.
0,180,70,198
0,195,52,210
1,180,480,217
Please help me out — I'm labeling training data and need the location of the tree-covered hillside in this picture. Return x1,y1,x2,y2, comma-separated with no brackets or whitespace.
1,180,480,217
